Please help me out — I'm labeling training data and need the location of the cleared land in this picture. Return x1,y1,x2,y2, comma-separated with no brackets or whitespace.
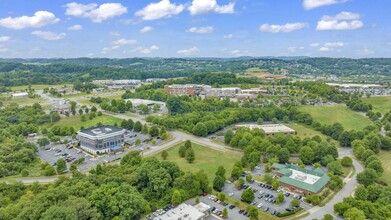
10,84,70,91
286,123,339,146
298,104,372,130
378,150,391,185
151,142,241,183
362,96,391,114
43,114,123,131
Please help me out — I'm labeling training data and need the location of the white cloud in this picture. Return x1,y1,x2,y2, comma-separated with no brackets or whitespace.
303,0,348,10
287,46,305,53
68,24,82,31
31,31,66,40
134,45,160,54
259,22,308,33
110,32,121,36
0,11,59,30
356,49,375,55
224,34,234,39
189,0,235,15
319,47,332,52
177,46,200,55
316,12,363,30
0,36,11,42
65,2,127,23
187,26,214,34
310,43,320,47
111,39,137,46
135,0,184,21
319,42,346,52
140,26,154,33
324,42,346,47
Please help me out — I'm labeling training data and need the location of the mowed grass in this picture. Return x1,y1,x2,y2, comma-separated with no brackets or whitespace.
43,114,123,131
286,123,339,146
362,96,391,114
151,142,241,183
298,104,372,130
1,96,42,106
378,150,391,185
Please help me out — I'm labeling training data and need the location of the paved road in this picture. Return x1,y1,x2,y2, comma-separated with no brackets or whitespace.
301,151,364,220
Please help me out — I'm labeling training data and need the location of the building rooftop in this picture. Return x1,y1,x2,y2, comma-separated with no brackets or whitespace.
12,92,29,97
273,163,330,193
154,203,205,220
236,124,296,134
78,125,124,137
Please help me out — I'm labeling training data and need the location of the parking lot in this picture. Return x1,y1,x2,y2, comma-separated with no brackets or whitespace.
220,164,313,216
35,130,162,172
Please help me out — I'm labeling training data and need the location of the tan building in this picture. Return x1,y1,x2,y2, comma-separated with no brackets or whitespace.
164,84,211,96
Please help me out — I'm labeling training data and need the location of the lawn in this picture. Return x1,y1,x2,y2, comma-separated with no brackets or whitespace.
362,96,391,114
151,142,241,183
286,123,339,146
1,96,42,107
378,150,391,185
298,104,372,130
43,114,123,131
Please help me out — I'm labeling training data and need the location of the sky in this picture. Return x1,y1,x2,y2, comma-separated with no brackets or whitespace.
0,0,390,58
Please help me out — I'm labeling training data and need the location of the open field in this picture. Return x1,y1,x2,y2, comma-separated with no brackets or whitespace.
362,96,391,114
286,123,339,146
151,142,241,183
10,84,71,91
298,104,372,130
43,114,123,131
1,96,42,107
378,150,391,185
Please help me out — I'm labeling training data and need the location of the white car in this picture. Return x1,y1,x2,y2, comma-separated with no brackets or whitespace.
257,203,263,208
228,193,234,197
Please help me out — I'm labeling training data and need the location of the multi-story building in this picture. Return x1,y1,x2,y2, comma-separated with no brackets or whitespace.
204,87,241,98
92,79,142,89
164,84,211,96
77,125,125,154
53,101,72,114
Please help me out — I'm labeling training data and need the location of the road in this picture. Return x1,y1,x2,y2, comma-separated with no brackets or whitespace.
301,150,364,220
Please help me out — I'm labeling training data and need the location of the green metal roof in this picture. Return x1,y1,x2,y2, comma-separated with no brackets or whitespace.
277,168,292,176
272,163,330,193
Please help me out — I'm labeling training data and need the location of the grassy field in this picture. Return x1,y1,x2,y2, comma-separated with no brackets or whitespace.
151,142,241,183
43,114,123,130
1,96,42,107
378,150,391,185
362,96,391,114
286,123,339,146
298,104,372,130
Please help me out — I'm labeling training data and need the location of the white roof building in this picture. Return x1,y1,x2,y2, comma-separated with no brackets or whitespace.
235,124,296,135
154,203,209,220
12,92,29,98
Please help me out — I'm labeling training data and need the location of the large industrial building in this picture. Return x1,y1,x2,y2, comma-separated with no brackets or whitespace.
77,125,125,154
272,163,330,195
235,124,297,136
164,84,211,96
154,203,211,220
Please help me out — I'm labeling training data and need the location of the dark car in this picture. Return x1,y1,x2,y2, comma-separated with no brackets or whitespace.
243,211,248,215
229,205,235,209
239,209,245,214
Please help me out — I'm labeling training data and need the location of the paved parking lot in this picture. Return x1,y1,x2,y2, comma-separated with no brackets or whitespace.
220,164,313,216
35,130,162,172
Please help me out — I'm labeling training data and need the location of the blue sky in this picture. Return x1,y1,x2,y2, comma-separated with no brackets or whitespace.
0,0,390,58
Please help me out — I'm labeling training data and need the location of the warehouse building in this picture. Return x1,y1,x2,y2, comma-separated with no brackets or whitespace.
154,203,211,220
235,124,296,136
272,163,330,195
77,125,125,154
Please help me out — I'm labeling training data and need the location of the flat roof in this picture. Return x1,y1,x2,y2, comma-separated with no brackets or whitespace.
236,124,296,134
78,125,124,137
273,163,330,193
154,203,205,220
12,92,29,96
124,98,165,106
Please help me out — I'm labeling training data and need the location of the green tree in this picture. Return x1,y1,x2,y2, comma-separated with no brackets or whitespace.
41,206,78,220
241,188,255,202
334,202,351,216
357,168,378,186
149,126,159,137
184,140,192,149
218,192,227,202
195,197,200,204
276,193,285,205
171,190,182,206
56,158,67,174
272,117,278,123
135,139,141,146
161,150,168,160
37,138,50,147
42,165,56,176
323,214,334,220
178,145,186,157
264,173,273,185
354,184,367,200
366,160,384,174
134,121,142,132
70,163,77,172
224,129,234,144
341,156,353,167
142,124,149,134
291,199,300,207
246,174,252,182
192,122,208,136
327,161,342,175
185,147,195,163
236,178,245,187
215,166,226,178
257,117,264,124
213,175,225,191
272,179,280,190
343,207,365,220
299,146,315,164
222,208,228,218
231,166,242,179
247,205,260,220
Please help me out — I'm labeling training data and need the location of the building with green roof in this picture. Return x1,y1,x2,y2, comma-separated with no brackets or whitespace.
272,163,330,195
